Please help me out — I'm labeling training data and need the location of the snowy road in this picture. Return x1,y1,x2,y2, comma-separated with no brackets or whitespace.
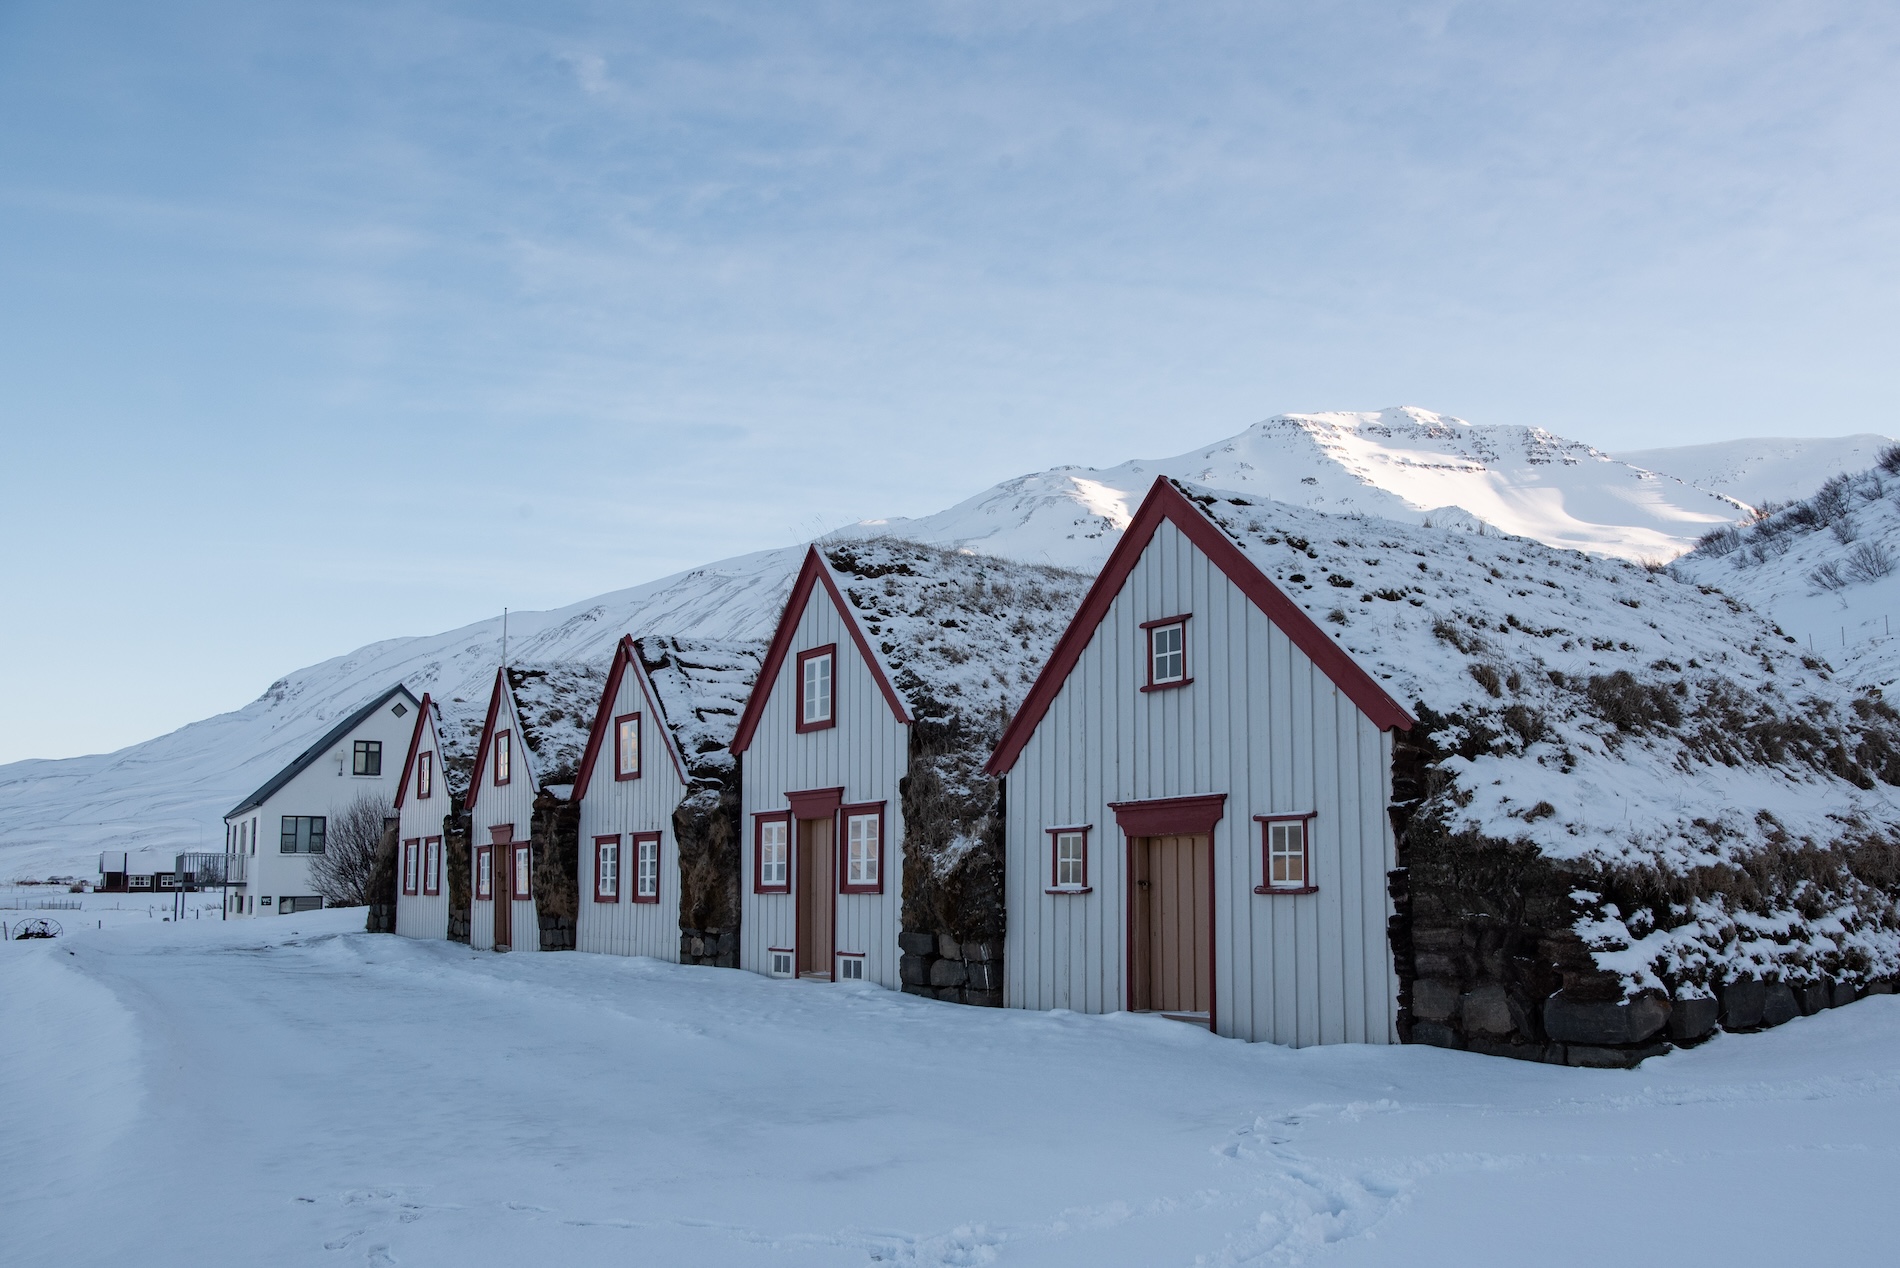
5,906,1898,1267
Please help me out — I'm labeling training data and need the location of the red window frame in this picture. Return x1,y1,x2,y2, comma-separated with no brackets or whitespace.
1254,812,1319,895
838,802,886,895
512,844,532,899
1045,825,1092,893
1140,614,1193,692
795,645,837,733
417,750,433,800
614,712,641,780
402,838,421,895
753,811,791,894
475,845,493,900
494,730,513,786
631,831,662,903
593,835,621,902
423,836,442,896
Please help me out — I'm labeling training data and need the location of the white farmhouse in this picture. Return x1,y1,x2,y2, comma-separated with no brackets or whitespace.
571,635,761,965
392,693,456,940
221,684,422,918
988,478,1414,1045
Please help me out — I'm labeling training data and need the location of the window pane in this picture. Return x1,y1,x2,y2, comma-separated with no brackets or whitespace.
618,719,639,775
281,816,297,853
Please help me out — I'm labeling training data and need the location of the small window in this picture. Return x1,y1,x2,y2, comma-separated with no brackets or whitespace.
280,816,327,855
594,837,620,902
416,751,433,800
838,955,864,981
796,646,835,732
755,815,790,892
476,846,493,899
423,837,442,896
615,713,641,780
1256,815,1316,894
1047,827,1091,891
494,732,512,786
353,740,383,777
842,808,882,892
633,834,661,902
770,950,794,977
130,874,152,889
391,702,408,718
1142,616,1191,690
513,844,532,899
402,838,420,895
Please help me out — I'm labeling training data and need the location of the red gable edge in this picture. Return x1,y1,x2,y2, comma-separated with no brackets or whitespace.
730,545,913,755
462,668,509,813
986,477,1414,777
572,636,690,801
393,692,434,811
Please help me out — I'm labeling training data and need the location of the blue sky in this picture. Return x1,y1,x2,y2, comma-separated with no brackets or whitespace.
3,1,1897,762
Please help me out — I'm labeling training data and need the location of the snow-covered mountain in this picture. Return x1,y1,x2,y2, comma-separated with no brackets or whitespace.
1618,434,1894,508
0,407,1840,879
1674,453,1900,695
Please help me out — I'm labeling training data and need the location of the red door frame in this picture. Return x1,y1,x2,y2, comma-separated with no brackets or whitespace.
786,786,845,981
1112,794,1226,1033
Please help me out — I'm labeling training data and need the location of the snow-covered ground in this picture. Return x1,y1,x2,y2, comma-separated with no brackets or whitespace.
6,908,1899,1267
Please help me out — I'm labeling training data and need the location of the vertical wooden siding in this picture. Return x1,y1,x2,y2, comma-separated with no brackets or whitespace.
467,692,541,952
739,586,908,988
575,668,687,961
1004,519,1399,1046
395,714,451,940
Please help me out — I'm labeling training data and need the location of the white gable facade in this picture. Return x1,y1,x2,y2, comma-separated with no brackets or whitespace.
992,480,1413,1046
574,642,691,961
393,695,451,940
222,685,419,919
733,550,910,988
466,672,543,952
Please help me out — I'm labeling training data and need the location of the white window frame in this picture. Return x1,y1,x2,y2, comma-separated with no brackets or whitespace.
757,817,789,891
1149,621,1186,686
800,648,834,726
845,812,879,888
595,837,620,901
636,836,660,900
513,844,531,899
1255,814,1317,894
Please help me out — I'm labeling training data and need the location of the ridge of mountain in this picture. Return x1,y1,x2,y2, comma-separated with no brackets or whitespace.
1617,434,1894,508
0,407,1849,878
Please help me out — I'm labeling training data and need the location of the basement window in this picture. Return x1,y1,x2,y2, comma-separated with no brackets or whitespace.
633,833,661,903
1141,615,1193,692
797,645,836,732
1254,814,1318,895
838,954,865,981
353,740,383,777
770,950,794,977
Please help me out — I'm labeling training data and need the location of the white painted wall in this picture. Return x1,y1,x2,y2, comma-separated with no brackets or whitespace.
1003,518,1400,1046
575,662,689,961
739,586,908,988
395,706,452,940
467,689,541,952
223,692,415,918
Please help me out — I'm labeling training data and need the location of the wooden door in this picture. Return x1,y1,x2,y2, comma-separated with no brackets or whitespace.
494,845,512,950
796,817,835,978
1130,834,1211,1015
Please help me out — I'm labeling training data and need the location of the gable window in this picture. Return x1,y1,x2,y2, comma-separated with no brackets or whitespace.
1140,615,1192,691
494,732,512,785
754,813,790,893
615,713,642,780
1046,826,1092,892
353,740,383,776
416,750,433,800
423,837,442,896
402,838,420,895
280,816,326,854
840,804,884,894
475,846,493,899
513,844,532,900
391,701,407,718
1254,814,1318,894
632,833,661,903
594,836,620,902
796,645,836,732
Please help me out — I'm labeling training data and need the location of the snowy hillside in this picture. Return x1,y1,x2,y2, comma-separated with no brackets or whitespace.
1619,434,1894,507
882,407,1750,567
1183,480,1900,994
0,407,1858,880
1675,452,1900,696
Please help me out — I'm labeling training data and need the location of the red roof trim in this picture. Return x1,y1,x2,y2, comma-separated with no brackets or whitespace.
463,669,508,813
573,636,695,801
730,546,912,754
987,478,1414,776
393,693,433,811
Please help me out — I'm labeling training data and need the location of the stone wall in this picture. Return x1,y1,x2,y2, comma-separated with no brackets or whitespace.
896,713,1006,1008
675,782,741,968
531,791,580,952
898,932,1004,1007
445,811,471,944
364,816,400,934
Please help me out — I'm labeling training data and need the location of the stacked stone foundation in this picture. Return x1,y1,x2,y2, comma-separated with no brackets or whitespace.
681,928,739,968
899,932,1003,1007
